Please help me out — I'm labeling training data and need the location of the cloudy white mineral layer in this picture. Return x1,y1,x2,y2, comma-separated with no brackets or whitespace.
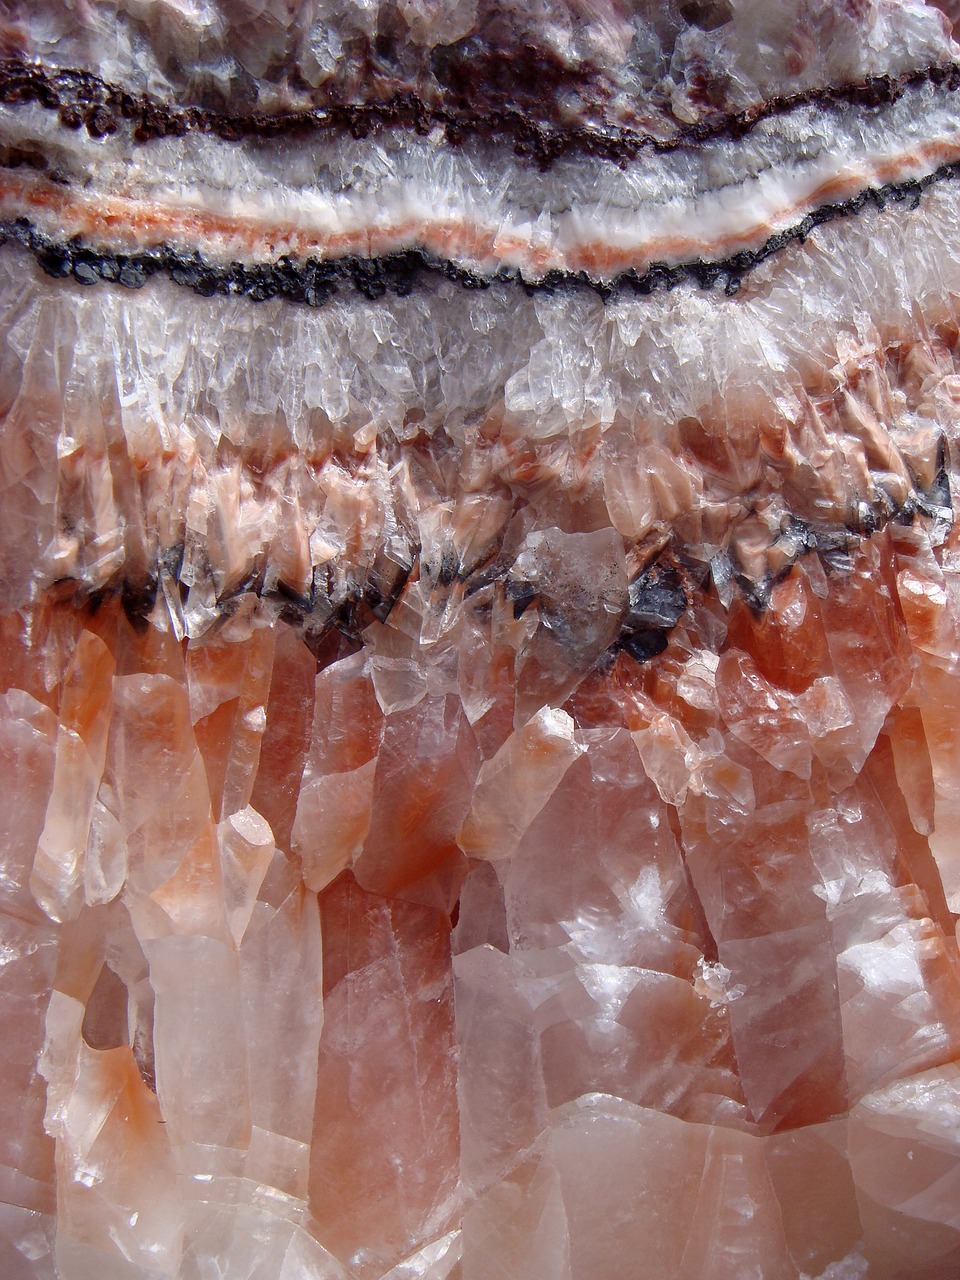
3,2,960,1279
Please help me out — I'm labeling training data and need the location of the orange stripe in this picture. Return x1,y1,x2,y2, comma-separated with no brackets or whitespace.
2,136,959,278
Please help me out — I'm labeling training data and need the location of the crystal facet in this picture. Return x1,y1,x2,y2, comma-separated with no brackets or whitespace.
2,2,960,1277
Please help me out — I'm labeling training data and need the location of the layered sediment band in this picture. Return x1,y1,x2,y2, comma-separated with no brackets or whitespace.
1,65,960,289
2,56,960,162
0,179,955,639
0,162,957,304
3,0,954,142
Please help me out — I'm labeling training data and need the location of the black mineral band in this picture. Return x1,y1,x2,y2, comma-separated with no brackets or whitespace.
2,55,959,167
0,157,953,307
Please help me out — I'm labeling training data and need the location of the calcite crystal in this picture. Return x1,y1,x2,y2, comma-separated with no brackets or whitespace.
4,1,960,1277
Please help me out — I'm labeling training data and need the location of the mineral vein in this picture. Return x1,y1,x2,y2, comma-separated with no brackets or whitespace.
0,159,953,303
2,56,959,163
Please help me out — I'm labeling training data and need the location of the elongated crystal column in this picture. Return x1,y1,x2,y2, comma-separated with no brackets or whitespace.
2,3,960,1277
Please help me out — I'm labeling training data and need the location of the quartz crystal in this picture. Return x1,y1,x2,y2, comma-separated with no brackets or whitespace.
3,2,960,1277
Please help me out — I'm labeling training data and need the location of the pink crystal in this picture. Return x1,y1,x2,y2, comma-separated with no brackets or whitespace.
2,1,960,1276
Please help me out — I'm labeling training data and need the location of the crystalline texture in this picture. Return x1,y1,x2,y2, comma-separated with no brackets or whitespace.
2,2,960,1278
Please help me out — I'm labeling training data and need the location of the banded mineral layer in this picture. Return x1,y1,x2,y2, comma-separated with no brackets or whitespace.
2,2,960,1278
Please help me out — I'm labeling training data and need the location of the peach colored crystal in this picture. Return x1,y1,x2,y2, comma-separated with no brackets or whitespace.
3,2,960,1277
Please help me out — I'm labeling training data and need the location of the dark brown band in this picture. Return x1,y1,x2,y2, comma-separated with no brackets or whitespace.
2,55,958,167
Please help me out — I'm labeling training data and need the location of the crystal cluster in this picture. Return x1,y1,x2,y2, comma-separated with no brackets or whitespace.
2,2,960,1279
